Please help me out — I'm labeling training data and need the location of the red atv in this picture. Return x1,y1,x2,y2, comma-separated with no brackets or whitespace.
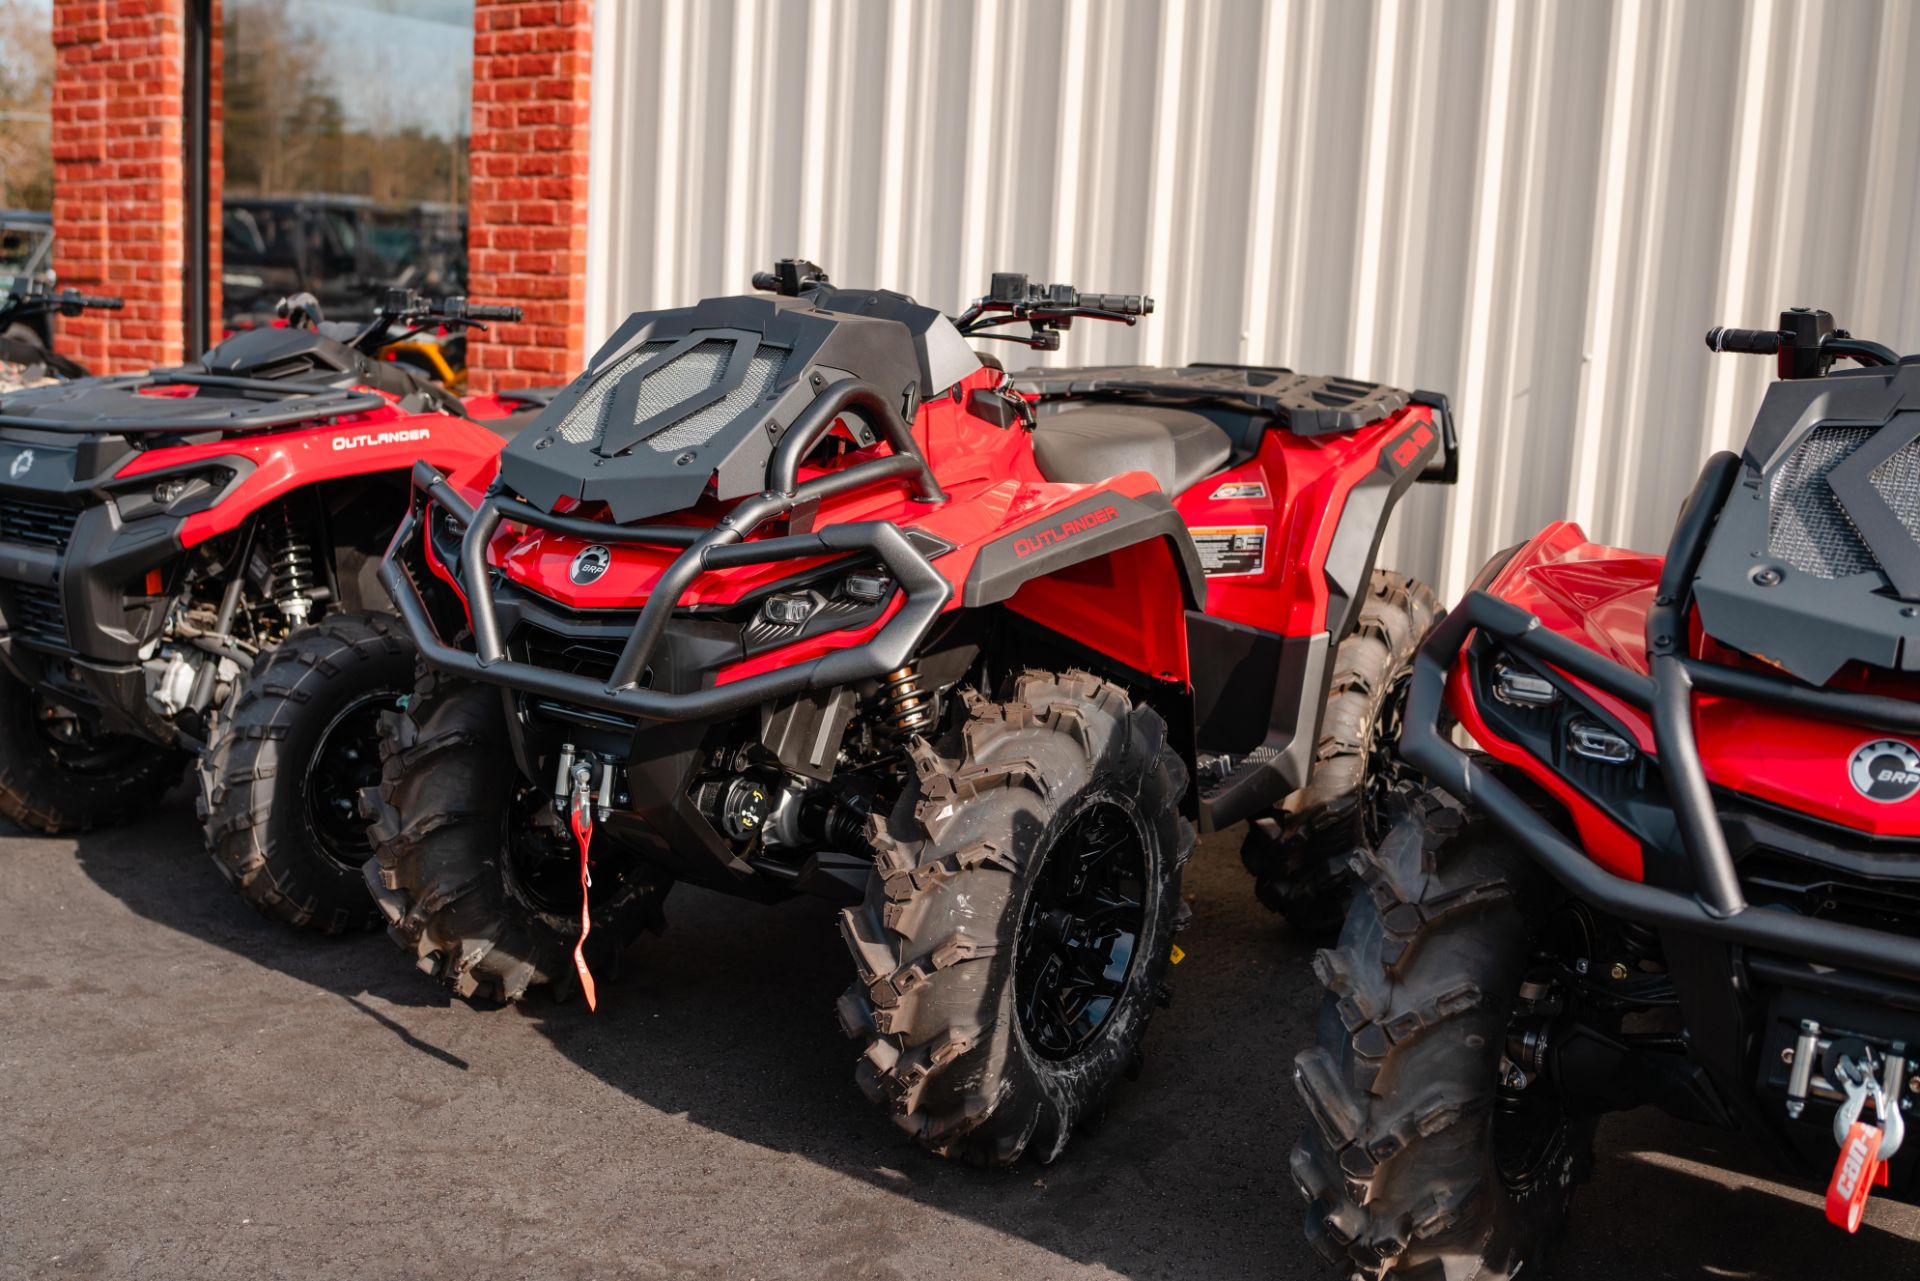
0,288,535,932
1294,308,1920,1275
365,261,1454,1163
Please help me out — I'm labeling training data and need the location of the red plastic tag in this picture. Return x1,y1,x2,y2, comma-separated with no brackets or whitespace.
568,796,598,1013
1826,1120,1888,1233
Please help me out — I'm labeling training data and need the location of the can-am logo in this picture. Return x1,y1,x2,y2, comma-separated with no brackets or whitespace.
1849,738,1920,803
8,448,32,479
1012,505,1118,558
569,544,612,585
331,427,432,451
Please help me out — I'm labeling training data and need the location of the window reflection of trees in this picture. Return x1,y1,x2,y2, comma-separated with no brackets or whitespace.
221,0,473,321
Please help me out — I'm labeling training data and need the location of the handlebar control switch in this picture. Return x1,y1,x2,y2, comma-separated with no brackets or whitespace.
1779,306,1838,380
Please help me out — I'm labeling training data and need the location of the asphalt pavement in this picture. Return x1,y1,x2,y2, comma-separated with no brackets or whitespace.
2,788,1917,1280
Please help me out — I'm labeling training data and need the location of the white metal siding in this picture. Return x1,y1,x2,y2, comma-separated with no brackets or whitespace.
586,0,1920,599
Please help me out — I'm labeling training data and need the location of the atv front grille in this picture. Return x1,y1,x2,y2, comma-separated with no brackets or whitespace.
5,582,67,649
515,625,633,685
646,348,787,453
1768,424,1920,579
556,341,672,444
1873,431,1920,546
0,496,80,549
551,339,789,454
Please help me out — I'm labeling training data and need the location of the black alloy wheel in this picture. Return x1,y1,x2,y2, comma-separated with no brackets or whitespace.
1014,797,1150,1060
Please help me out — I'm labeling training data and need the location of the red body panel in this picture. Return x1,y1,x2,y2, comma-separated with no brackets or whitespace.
1173,413,1436,635
1456,523,1920,880
114,389,516,549
476,365,1441,690
1003,536,1192,683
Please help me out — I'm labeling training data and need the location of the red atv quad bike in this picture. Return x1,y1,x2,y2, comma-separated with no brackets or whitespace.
365,260,1455,1163
0,281,124,392
0,287,538,933
1293,307,1920,1276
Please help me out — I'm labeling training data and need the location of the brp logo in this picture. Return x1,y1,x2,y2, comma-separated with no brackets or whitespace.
8,449,32,480
569,544,612,585
1849,739,1920,803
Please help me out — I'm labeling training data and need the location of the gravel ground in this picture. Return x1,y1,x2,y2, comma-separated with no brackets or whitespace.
2,790,1916,1280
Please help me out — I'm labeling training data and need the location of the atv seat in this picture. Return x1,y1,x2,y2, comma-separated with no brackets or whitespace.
483,386,564,441
1030,401,1233,496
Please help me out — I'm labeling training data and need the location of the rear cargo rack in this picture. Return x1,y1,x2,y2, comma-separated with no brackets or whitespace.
383,378,954,723
0,370,386,434
1403,450,1920,983
1013,362,1412,436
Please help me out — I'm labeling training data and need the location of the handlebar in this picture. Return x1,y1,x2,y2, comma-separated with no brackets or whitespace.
751,259,833,297
1706,306,1903,380
743,260,1152,352
1,284,125,318
374,289,521,325
307,289,527,356
955,272,1156,350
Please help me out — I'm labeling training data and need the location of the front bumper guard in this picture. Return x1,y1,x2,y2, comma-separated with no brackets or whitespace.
1403,450,1920,983
381,380,955,724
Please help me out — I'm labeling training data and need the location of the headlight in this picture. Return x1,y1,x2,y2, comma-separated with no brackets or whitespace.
841,572,892,604
760,591,821,627
1492,658,1559,707
114,466,237,520
1567,717,1636,765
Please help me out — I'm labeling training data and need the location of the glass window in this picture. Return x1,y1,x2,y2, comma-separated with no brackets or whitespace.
0,0,55,293
220,0,472,323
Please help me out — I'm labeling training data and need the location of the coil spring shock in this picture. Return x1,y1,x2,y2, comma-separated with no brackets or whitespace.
882,664,935,740
268,504,317,625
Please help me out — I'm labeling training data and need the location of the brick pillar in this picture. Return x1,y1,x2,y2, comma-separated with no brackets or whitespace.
50,0,188,373
204,0,224,350
466,0,594,394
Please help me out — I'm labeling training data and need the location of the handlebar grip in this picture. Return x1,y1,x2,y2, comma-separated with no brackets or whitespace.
60,291,124,310
461,303,521,322
1076,292,1154,317
751,271,780,292
1705,326,1779,355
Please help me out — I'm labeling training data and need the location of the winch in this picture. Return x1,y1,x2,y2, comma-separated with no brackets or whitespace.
1782,1020,1911,1231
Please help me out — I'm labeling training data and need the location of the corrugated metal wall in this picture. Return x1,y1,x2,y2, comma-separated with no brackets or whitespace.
584,0,1920,599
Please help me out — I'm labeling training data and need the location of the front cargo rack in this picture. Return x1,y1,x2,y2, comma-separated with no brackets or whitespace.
383,378,955,724
0,370,387,434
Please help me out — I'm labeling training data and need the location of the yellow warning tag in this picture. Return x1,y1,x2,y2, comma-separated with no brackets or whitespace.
1169,944,1186,965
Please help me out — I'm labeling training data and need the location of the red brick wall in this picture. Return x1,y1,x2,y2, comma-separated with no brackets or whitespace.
51,0,188,373
466,0,594,394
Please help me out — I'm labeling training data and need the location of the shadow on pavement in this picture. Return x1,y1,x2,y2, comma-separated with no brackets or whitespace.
59,788,461,1024
54,794,1920,1279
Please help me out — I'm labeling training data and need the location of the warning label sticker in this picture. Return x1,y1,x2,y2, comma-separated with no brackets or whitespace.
1208,481,1267,501
1190,526,1267,577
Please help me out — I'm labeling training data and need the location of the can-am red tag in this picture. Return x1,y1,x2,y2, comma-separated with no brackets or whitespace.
1826,1120,1889,1232
569,795,598,1012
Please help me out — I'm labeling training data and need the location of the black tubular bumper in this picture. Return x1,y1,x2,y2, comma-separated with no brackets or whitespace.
1401,450,1920,984
383,439,954,725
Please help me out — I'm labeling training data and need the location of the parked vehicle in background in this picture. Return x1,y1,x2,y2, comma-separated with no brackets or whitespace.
221,196,466,323
364,260,1455,1165
1294,308,1920,1277
0,281,120,393
0,212,59,347
0,288,535,935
